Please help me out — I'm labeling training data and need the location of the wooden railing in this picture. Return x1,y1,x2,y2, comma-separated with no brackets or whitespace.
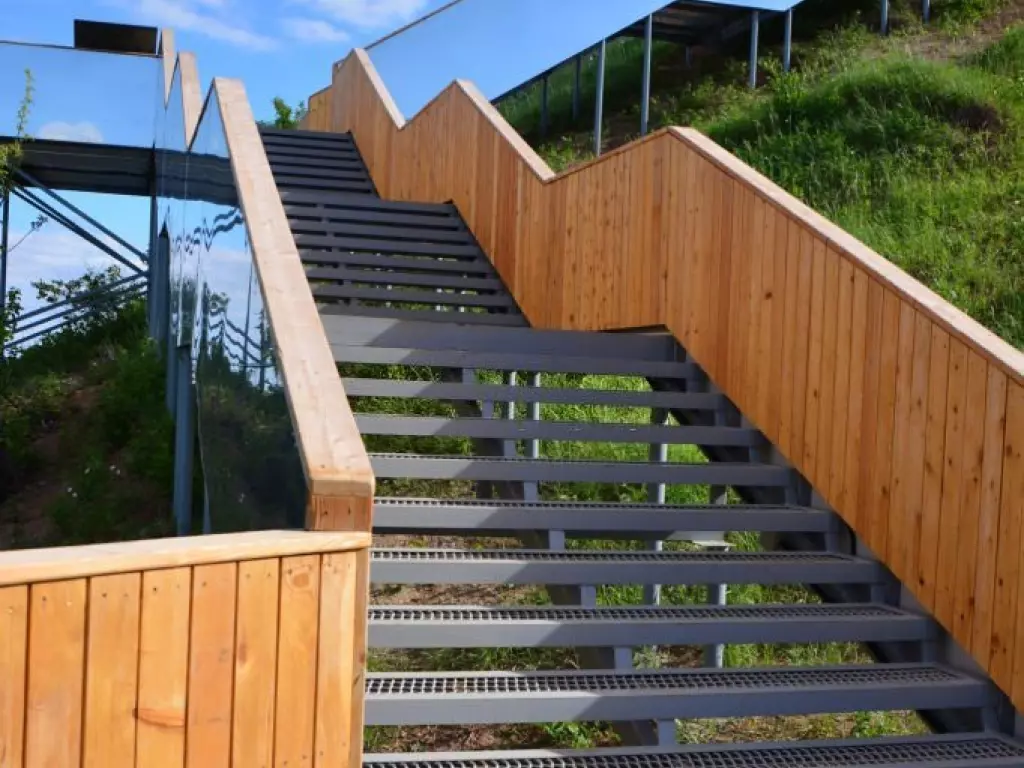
303,85,333,132
314,48,1024,709
162,48,375,533
0,530,371,766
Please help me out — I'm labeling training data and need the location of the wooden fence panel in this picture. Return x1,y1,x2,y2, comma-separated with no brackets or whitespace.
0,531,370,768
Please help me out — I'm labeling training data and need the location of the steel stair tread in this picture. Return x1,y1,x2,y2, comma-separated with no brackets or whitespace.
368,453,791,485
371,498,830,534
314,284,517,309
307,267,503,291
356,415,759,446
368,602,934,648
323,316,678,360
307,251,494,274
343,377,721,408
278,187,456,214
369,546,883,585
361,735,1024,767
363,663,991,725
322,304,529,326
292,220,474,243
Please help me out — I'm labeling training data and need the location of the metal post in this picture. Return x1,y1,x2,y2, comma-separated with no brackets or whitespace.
644,408,668,607
147,188,158,339
165,302,177,416
922,0,930,22
783,8,793,73
704,484,728,668
540,74,549,139
684,46,692,68
527,372,540,461
172,346,194,536
749,10,760,88
881,0,889,34
641,15,653,136
572,55,582,122
0,187,9,322
594,39,607,157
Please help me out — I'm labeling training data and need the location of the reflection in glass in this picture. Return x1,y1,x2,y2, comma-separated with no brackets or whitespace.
159,89,307,532
0,41,159,147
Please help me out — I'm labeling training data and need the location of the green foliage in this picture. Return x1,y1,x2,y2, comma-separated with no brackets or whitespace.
263,97,309,130
974,23,1024,81
0,68,33,191
32,265,127,335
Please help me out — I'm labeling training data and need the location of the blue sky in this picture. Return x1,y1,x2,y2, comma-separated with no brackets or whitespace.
1,0,450,317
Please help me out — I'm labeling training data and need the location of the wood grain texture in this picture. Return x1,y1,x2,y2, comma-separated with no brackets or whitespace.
0,532,370,768
186,563,237,768
26,579,87,768
321,45,1024,709
0,586,27,768
83,573,142,768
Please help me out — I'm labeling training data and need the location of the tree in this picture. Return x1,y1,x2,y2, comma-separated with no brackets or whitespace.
261,97,308,130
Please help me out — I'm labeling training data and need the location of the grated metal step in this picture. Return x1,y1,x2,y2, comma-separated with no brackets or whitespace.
362,735,1024,767
333,348,695,378
343,378,722,409
322,304,528,326
363,664,992,725
307,251,494,274
307,267,504,292
368,602,934,649
279,187,456,214
356,415,759,447
314,284,516,309
369,547,883,586
369,454,790,486
371,498,829,536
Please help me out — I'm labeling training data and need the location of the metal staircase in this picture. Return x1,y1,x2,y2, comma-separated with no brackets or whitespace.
260,126,1024,767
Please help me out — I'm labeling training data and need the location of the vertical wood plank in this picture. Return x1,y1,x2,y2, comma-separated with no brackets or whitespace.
315,550,367,768
802,239,828,480
813,247,841,494
934,339,969,630
916,326,949,606
1003,384,1024,703
826,257,855,506
978,369,1010,678
765,209,790,447
864,290,902,560
186,563,238,768
137,567,191,768
0,585,28,768
884,304,919,580
776,219,803,457
743,198,765,416
839,268,870,530
951,352,989,641
25,579,87,768
233,558,282,768
274,555,322,768
898,313,933,592
83,573,142,768
787,227,815,467
754,199,776,431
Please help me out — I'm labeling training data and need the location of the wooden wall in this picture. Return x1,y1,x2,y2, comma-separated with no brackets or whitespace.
322,49,1024,709
302,86,333,132
0,530,370,768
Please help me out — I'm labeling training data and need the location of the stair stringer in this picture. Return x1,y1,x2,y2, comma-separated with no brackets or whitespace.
647,362,1017,737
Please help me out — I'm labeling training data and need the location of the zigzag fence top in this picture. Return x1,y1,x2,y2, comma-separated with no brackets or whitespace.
365,0,804,117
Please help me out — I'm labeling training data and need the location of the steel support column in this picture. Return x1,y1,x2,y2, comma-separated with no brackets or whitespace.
644,408,668,607
0,187,9,323
172,345,194,536
540,74,550,139
641,14,654,136
147,185,158,339
881,0,889,34
923,0,931,22
572,55,582,122
594,39,607,157
783,8,794,73
749,11,760,88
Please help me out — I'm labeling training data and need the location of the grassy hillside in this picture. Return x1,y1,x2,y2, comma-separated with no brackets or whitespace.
503,1,1024,349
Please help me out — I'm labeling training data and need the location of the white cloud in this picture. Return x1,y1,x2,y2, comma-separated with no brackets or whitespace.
295,0,428,29
282,17,350,43
123,0,278,51
37,121,104,144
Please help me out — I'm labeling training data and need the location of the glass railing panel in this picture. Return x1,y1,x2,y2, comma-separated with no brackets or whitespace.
365,0,678,116
183,91,306,532
0,41,159,148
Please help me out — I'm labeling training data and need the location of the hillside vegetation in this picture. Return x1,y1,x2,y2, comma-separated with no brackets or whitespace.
503,0,1024,349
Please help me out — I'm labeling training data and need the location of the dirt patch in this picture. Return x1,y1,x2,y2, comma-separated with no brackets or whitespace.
889,0,1024,61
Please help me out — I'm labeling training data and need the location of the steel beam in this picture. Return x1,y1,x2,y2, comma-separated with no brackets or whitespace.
172,346,193,534
572,55,581,121
641,15,654,136
784,8,793,73
749,10,760,88
595,39,607,156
